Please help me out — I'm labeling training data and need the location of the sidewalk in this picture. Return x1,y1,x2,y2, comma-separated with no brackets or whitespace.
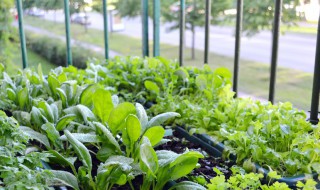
13,22,121,58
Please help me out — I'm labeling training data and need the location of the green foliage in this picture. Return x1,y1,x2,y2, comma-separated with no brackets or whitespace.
0,0,14,64
26,33,102,69
241,0,300,36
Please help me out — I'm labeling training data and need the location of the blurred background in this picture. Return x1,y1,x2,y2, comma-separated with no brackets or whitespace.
1,0,319,110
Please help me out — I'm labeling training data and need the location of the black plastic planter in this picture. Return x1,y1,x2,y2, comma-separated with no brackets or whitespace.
176,126,320,188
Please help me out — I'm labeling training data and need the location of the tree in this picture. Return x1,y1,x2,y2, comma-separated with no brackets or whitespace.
113,0,231,59
241,0,300,36
0,0,14,64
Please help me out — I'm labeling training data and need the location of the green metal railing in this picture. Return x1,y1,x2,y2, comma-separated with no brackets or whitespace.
15,0,320,123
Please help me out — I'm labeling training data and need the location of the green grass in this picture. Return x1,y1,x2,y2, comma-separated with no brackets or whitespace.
281,25,317,34
24,16,314,110
5,42,57,75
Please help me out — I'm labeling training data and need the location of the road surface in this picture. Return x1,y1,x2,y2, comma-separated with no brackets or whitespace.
42,11,317,73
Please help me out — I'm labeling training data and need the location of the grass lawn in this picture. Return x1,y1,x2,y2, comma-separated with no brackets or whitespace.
24,16,314,110
5,42,57,75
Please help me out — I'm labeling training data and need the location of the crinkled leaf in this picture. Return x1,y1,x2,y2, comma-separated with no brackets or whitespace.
169,181,206,190
64,130,92,172
51,170,79,190
64,105,96,123
136,103,148,131
20,126,50,148
93,122,121,153
60,133,101,143
139,137,158,177
56,114,77,131
147,112,180,128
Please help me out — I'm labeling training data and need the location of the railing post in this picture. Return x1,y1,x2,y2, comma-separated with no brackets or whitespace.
16,0,28,69
141,0,149,57
179,0,185,66
63,0,72,66
233,0,243,97
153,0,160,57
309,14,320,124
204,0,211,64
103,0,109,59
268,0,282,103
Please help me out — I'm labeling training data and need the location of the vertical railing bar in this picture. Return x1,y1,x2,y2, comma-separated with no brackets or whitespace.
141,0,149,57
204,0,211,64
16,0,28,69
232,0,243,97
63,0,72,66
153,0,160,57
179,0,185,66
268,0,282,103
103,0,109,59
309,14,320,124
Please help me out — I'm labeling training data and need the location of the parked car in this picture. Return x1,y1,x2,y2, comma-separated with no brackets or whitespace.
25,7,45,17
71,13,91,25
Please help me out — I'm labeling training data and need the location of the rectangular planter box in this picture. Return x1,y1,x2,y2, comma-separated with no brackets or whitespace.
176,126,320,188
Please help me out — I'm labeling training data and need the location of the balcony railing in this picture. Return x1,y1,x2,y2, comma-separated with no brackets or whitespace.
15,0,320,124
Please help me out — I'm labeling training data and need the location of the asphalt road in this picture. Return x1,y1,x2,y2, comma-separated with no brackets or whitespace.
43,11,317,73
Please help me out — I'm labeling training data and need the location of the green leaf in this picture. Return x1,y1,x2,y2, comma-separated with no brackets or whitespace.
20,126,50,148
126,114,141,143
56,114,77,131
56,88,67,108
41,123,61,148
6,88,16,102
80,84,99,108
38,101,54,123
144,80,160,94
51,170,79,190
139,137,158,177
60,133,101,143
136,103,148,131
93,122,121,153
169,181,206,190
143,126,165,146
93,88,113,123
64,130,92,172
169,151,203,180
31,106,46,127
12,111,31,126
49,150,77,175
195,75,207,90
17,87,29,110
214,67,232,79
48,74,60,96
64,105,96,123
108,102,136,134
174,68,190,81
147,112,180,128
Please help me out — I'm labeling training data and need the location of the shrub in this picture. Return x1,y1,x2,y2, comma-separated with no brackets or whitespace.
26,32,103,69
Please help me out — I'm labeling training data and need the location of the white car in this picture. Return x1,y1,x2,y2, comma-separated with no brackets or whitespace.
71,13,91,25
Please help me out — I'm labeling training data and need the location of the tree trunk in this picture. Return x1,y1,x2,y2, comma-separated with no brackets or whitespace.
54,10,56,23
84,11,88,33
191,23,195,60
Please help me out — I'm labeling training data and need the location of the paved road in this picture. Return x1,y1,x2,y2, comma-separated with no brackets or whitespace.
42,11,317,73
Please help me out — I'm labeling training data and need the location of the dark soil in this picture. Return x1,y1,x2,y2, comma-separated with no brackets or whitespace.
155,130,234,182
48,129,235,190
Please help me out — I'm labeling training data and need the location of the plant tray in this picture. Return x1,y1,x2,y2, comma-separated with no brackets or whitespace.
176,126,320,188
